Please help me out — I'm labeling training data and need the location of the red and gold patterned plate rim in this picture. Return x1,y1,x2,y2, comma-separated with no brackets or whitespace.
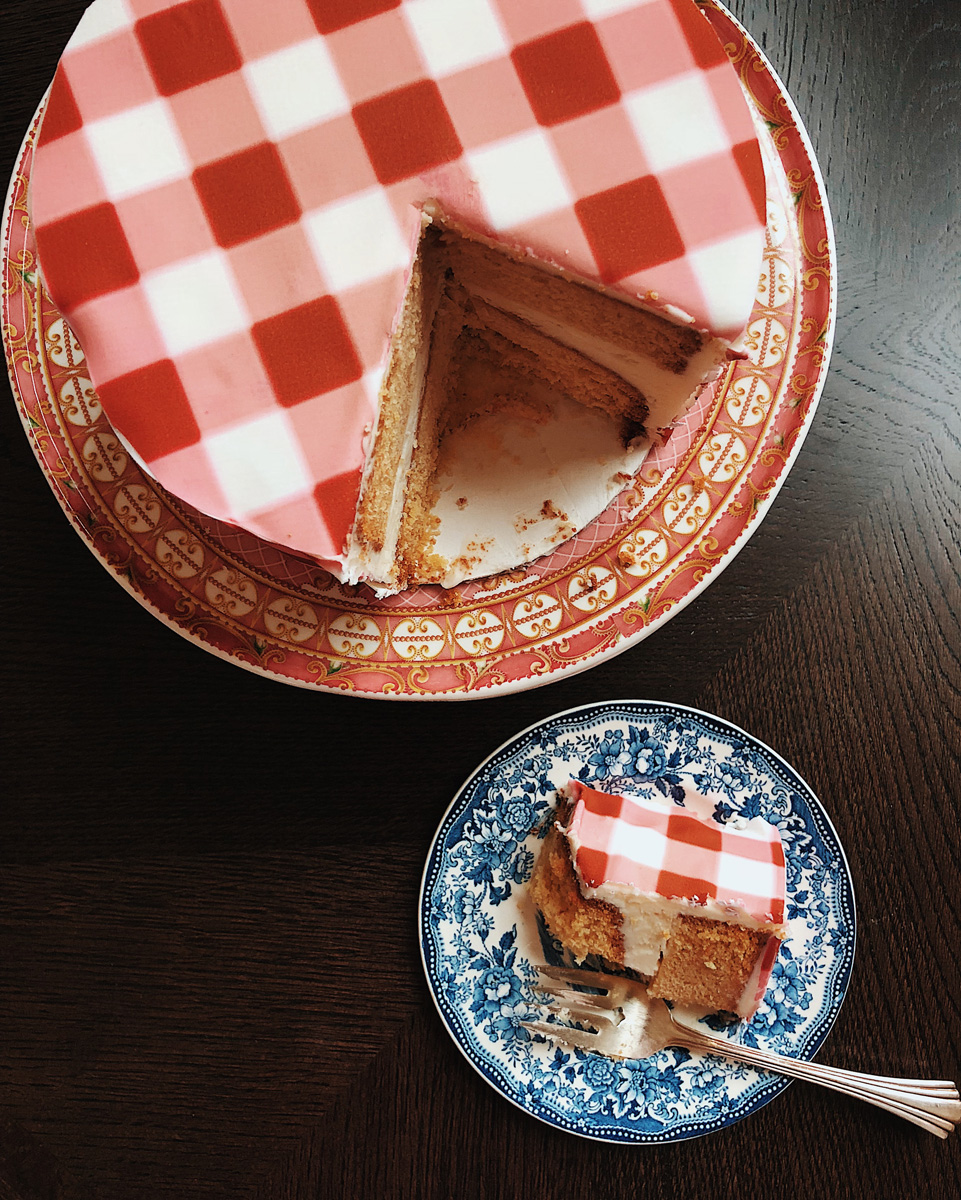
2,1,835,700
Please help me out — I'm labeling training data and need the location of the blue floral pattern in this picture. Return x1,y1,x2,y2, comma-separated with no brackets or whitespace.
420,703,856,1143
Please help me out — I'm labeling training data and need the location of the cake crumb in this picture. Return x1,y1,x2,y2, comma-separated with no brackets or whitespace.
455,496,468,509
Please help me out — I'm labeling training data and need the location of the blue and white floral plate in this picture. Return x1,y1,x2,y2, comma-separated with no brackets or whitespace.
419,701,856,1142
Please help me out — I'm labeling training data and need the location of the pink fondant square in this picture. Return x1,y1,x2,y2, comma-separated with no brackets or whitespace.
168,71,267,167
616,256,706,325
492,0,584,44
438,58,536,150
327,11,425,105
595,4,695,92
175,332,278,433
249,489,338,558
219,0,318,60
27,131,106,226
550,105,650,200
658,153,758,248
278,115,378,211
335,269,410,372
115,178,216,274
705,62,761,150
150,438,230,516
227,223,326,322
71,284,167,383
63,30,157,122
127,0,187,17
500,208,598,281
287,381,371,481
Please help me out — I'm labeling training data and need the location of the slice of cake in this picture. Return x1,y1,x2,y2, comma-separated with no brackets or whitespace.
529,780,787,1017
28,0,767,594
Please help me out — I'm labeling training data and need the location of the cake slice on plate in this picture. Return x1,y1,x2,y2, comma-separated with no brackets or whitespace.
529,780,787,1017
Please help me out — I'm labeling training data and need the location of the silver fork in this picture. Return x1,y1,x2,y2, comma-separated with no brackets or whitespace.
521,966,961,1138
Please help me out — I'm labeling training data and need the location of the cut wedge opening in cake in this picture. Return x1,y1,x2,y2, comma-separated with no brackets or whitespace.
347,215,730,593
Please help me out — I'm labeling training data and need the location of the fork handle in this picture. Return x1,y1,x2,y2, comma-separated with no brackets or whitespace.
675,1029,961,1138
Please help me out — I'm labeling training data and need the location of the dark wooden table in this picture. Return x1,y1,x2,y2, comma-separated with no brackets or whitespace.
2,1,959,1196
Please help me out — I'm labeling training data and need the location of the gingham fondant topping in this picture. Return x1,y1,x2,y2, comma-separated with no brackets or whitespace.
566,780,786,924
29,0,766,576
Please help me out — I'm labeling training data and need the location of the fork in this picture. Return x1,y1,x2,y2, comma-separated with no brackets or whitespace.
521,966,961,1138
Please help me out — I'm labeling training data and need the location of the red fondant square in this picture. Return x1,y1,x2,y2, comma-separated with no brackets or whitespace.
668,0,729,69
314,466,363,551
307,0,401,35
38,70,83,146
656,870,716,902
136,0,242,97
97,358,201,460
667,813,723,851
511,22,621,127
576,176,686,282
573,847,610,891
35,203,140,310
252,297,362,407
352,80,462,186
193,142,301,248
733,139,766,224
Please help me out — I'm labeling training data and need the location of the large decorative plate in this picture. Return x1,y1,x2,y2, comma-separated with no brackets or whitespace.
3,2,835,699
419,702,856,1141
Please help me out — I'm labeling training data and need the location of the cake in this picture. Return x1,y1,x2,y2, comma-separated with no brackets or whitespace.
28,0,767,594
529,780,787,1017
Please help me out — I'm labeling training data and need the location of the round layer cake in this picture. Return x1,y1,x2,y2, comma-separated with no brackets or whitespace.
29,0,767,593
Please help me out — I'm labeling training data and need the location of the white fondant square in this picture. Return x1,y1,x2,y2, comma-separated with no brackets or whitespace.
689,229,765,333
205,411,311,516
303,189,410,291
625,73,731,172
143,251,249,356
404,0,508,76
84,99,189,200
609,822,668,871
716,852,778,902
243,37,349,140
467,130,572,228
581,0,658,15
69,0,133,49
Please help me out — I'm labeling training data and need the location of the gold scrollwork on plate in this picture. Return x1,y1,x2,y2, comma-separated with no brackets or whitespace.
391,616,447,661
156,528,204,578
59,376,100,426
759,254,795,309
698,433,749,484
567,566,617,614
327,613,383,658
113,483,160,534
511,592,563,640
44,317,84,369
662,484,713,536
205,568,258,618
453,610,505,655
743,315,790,369
264,597,319,644
81,432,127,483
617,529,669,579
725,373,772,427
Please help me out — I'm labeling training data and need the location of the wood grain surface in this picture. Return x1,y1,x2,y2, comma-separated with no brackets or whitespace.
2,1,959,1197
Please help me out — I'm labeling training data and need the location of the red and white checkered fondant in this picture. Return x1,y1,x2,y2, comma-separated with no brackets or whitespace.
30,0,766,577
565,780,786,924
